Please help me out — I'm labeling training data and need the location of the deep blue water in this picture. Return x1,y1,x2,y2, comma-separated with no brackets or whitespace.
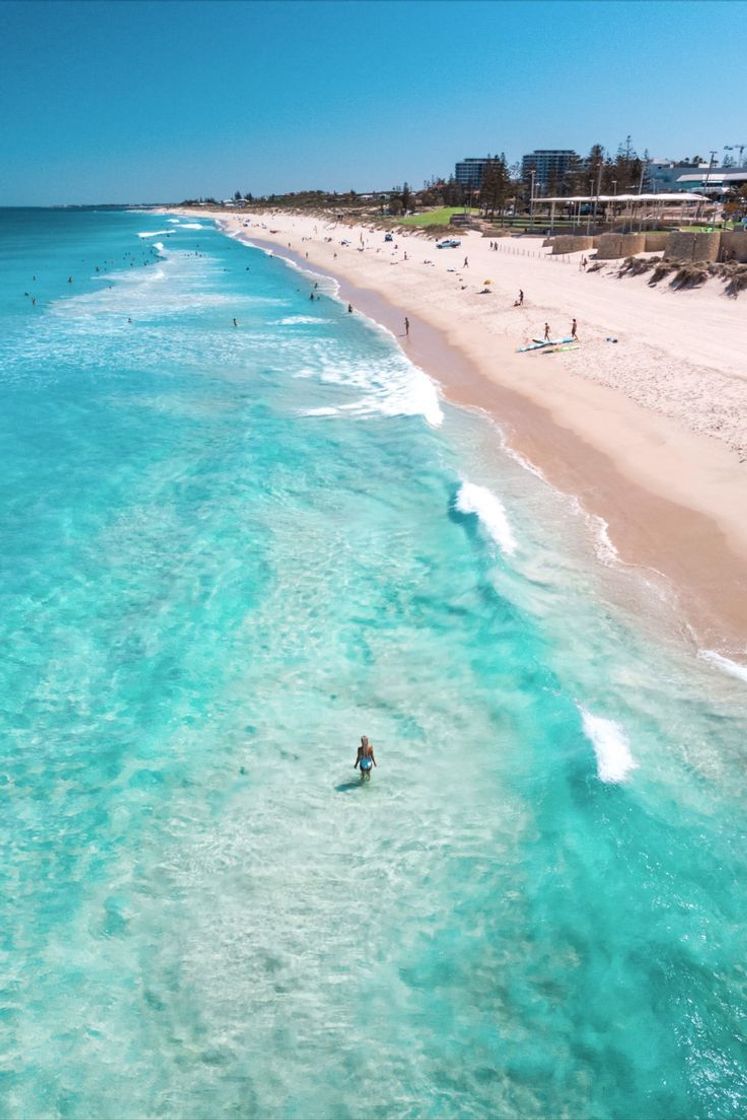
1,208,745,1119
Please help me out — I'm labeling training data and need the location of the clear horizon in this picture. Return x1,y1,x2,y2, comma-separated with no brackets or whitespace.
2,0,746,206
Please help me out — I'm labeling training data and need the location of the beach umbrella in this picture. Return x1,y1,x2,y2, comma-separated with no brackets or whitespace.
483,278,492,284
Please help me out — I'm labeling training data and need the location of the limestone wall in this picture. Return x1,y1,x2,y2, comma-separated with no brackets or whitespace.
549,235,595,255
644,232,669,252
595,233,647,259
720,231,747,262
664,231,721,262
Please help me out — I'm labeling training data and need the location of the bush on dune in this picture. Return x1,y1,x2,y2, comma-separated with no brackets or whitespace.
671,263,709,289
618,255,658,277
724,264,747,297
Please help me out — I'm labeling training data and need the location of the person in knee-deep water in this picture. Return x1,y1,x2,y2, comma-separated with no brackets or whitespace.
354,735,377,781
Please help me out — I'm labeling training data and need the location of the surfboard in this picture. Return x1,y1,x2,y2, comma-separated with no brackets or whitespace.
541,342,581,354
517,336,574,353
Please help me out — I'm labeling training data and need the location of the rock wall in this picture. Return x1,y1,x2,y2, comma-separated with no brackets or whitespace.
595,233,647,259
720,231,747,262
664,231,721,262
644,232,669,252
549,235,596,255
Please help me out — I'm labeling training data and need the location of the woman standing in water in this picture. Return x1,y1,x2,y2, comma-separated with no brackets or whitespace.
354,735,377,781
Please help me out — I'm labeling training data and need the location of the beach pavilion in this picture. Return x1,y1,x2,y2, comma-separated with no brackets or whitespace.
533,191,706,230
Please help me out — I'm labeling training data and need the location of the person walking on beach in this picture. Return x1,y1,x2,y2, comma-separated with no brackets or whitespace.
544,322,551,341
354,735,377,781
571,318,578,340
404,316,410,337
463,256,469,268
517,289,524,306
347,303,353,314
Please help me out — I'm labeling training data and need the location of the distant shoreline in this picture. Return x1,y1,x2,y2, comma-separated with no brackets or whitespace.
168,207,747,661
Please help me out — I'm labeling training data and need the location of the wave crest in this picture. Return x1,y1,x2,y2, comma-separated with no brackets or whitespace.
578,706,637,783
454,481,517,555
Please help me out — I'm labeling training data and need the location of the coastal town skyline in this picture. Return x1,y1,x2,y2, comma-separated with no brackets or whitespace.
3,0,747,205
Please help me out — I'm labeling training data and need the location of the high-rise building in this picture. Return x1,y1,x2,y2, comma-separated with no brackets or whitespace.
521,149,577,193
454,157,493,190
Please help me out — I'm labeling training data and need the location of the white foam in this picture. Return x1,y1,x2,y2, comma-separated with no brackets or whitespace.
588,513,619,565
452,481,517,555
578,706,638,783
568,498,620,566
698,650,747,684
167,218,181,224
279,315,325,325
501,441,548,483
455,481,517,556
137,230,172,238
180,222,205,230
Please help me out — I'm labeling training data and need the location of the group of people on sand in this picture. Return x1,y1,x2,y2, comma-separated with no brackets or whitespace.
512,290,579,341
543,318,579,340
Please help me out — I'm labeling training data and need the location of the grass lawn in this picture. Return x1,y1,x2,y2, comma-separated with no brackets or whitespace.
678,224,742,233
397,207,480,227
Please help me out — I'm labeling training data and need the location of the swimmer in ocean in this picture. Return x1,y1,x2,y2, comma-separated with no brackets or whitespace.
354,735,377,781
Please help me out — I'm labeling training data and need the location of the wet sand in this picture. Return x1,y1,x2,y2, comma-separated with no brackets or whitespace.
172,209,747,658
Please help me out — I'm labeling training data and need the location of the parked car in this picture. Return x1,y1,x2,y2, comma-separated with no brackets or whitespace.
436,238,461,249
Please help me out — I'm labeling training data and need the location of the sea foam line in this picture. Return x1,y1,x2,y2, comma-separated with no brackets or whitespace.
578,705,638,783
229,233,443,427
454,481,517,555
698,649,747,684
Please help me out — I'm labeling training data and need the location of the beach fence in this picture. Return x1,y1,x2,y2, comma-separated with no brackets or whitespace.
484,237,579,265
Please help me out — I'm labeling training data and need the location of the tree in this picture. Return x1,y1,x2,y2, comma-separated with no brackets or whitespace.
480,156,510,220
724,183,747,220
564,151,588,196
609,136,642,193
234,189,242,201
401,182,412,212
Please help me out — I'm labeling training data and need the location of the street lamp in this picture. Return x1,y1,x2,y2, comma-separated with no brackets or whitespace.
529,169,536,230
724,143,746,167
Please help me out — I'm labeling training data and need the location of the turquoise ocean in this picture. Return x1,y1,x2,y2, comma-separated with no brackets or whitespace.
1,208,746,1119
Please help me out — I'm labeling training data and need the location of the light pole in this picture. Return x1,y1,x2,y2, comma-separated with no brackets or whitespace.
529,169,536,230
610,180,617,229
724,143,746,167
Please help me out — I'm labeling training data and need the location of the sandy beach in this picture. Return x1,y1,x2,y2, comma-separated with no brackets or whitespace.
174,207,747,657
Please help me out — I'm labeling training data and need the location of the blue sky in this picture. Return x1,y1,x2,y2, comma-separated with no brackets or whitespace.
2,0,746,205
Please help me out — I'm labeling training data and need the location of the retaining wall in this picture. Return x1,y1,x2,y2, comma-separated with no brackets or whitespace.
720,231,747,262
549,235,596,255
644,232,669,252
595,233,647,259
664,231,721,262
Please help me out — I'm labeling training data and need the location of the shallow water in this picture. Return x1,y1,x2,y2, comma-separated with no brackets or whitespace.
1,209,746,1119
